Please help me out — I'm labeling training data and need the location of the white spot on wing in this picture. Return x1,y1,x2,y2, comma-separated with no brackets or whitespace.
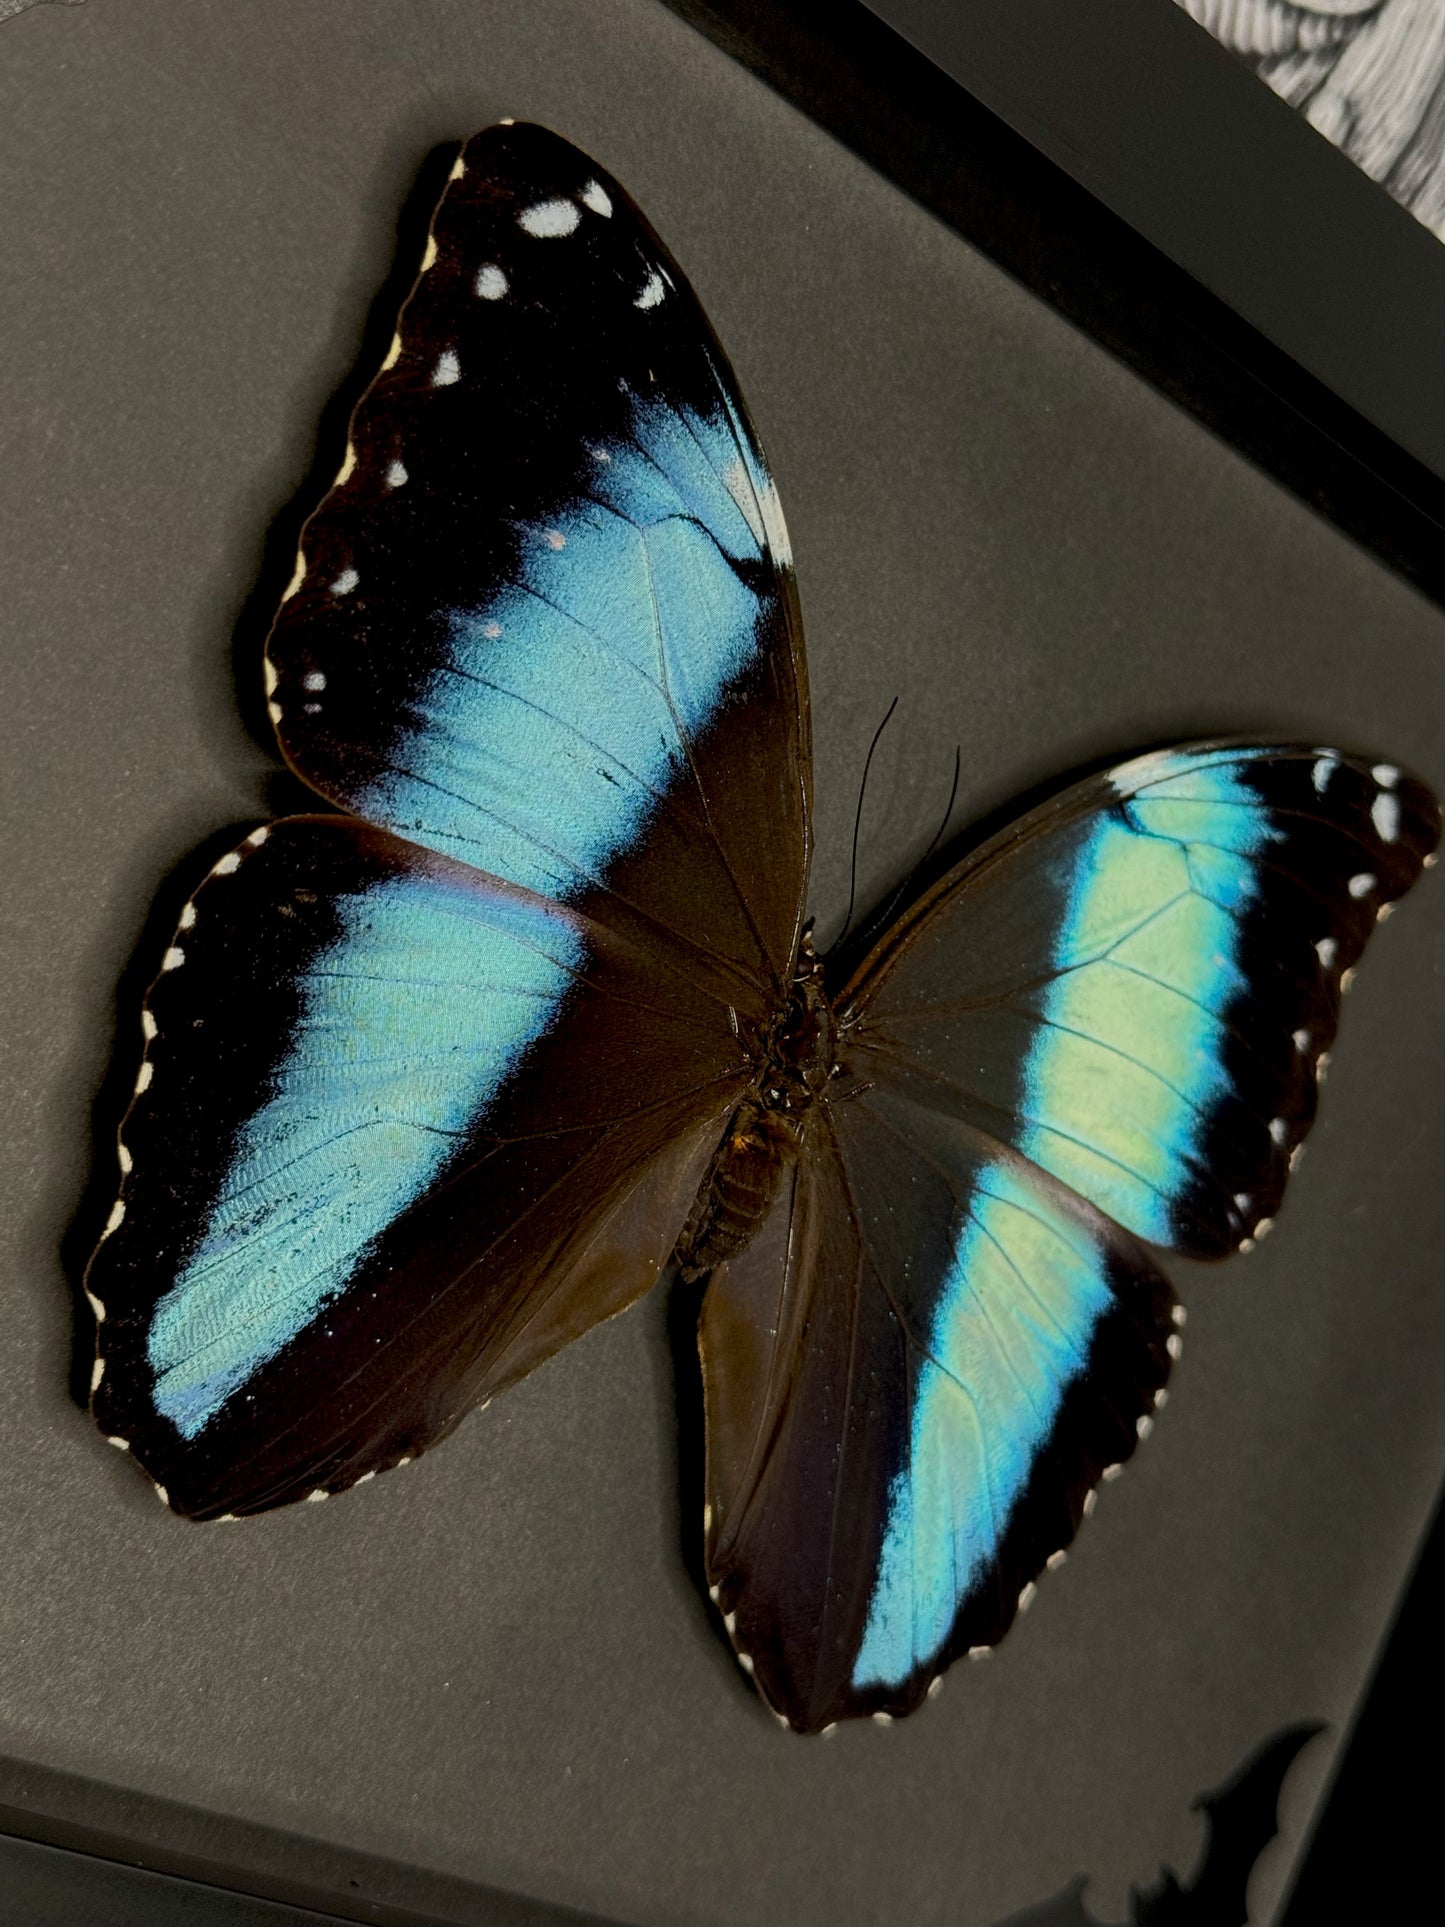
580,180,612,217
1312,756,1337,793
1372,763,1399,788
91,1356,104,1392
306,1489,328,1503
634,269,665,309
155,1484,170,1508
1171,1304,1187,1326
872,1709,892,1725
757,476,793,566
104,1200,125,1236
519,198,579,238
1046,1549,1068,1571
214,851,241,876
449,155,466,182
1082,1490,1097,1515
432,350,460,387
136,1061,153,1094
331,567,360,595
108,1435,129,1452
1136,1415,1153,1440
386,459,408,489
303,671,327,693
161,946,185,972
85,1288,105,1321
1166,1333,1183,1360
141,1010,158,1042
179,902,196,930
1017,1581,1037,1612
1372,791,1400,843
544,530,566,551
336,444,356,485
422,235,438,272
1316,936,1338,969
722,457,793,568
1348,872,1375,898
737,1652,755,1676
1292,1028,1310,1053
282,553,306,601
382,333,402,371
475,264,508,300
117,1143,132,1175
247,826,269,848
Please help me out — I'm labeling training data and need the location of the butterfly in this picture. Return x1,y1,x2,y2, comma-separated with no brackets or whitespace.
85,122,1440,1734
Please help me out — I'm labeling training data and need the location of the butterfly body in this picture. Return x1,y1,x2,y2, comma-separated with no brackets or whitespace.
677,941,835,1279
84,123,1440,1733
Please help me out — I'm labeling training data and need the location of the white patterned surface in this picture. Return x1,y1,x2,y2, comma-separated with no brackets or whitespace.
1178,0,1445,241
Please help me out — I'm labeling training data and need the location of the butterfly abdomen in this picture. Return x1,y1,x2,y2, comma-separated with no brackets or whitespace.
675,1098,804,1281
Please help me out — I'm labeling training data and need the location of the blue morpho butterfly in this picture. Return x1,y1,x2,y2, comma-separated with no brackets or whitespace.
86,123,1440,1734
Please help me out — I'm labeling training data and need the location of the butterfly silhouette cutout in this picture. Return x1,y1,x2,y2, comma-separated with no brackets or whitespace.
84,124,1440,1734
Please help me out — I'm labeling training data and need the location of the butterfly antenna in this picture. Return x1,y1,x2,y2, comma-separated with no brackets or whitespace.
869,743,963,938
923,745,962,867
837,697,899,944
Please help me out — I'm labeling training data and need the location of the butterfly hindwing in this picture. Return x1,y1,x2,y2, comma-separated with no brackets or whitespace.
841,744,1440,1257
700,1095,1175,1731
89,819,748,1516
264,122,809,1017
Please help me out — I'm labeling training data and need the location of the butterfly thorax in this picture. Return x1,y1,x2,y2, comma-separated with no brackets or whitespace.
674,941,835,1282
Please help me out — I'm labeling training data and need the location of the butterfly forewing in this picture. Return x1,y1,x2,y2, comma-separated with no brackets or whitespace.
841,744,1440,1257
265,122,809,1014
